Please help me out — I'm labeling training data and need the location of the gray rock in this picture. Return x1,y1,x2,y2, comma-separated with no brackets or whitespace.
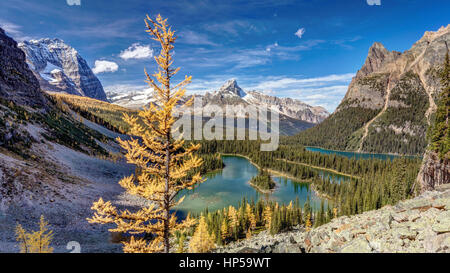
340,238,372,253
18,39,107,101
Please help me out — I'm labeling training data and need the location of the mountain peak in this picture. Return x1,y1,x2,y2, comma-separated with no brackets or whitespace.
219,79,246,97
356,42,401,77
19,38,107,101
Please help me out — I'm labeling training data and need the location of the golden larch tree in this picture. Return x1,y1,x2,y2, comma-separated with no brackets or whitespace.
228,205,239,229
263,205,272,230
15,215,54,253
87,14,204,253
189,215,215,253
220,218,229,241
305,213,312,232
246,203,256,231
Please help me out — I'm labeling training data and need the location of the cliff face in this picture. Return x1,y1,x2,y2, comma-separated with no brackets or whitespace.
417,151,450,193
0,28,46,107
296,25,450,155
18,38,107,101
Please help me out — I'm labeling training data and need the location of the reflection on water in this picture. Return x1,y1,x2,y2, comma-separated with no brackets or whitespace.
175,155,326,218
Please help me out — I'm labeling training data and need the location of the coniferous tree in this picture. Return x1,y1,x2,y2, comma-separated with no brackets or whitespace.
87,14,203,253
15,215,54,253
430,50,450,158
189,215,215,253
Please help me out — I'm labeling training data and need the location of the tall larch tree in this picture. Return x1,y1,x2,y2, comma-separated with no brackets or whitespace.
87,14,204,253
189,215,216,253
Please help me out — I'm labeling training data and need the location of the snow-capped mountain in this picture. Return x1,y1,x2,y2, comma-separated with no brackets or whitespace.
189,79,328,124
18,38,107,101
243,91,329,124
107,79,329,125
105,85,156,109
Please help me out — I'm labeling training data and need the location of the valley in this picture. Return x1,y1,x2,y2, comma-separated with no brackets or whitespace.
0,5,448,255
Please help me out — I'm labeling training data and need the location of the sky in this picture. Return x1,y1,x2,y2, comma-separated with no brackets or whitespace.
1,0,449,112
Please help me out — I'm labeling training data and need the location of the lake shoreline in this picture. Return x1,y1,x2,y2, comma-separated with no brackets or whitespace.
219,153,307,183
276,158,360,180
305,146,420,159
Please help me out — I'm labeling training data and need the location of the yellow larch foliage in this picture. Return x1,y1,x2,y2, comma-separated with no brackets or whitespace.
246,203,256,231
15,215,54,253
228,205,239,229
246,227,252,239
333,207,338,219
287,201,293,210
87,14,204,253
263,205,272,230
220,218,229,241
305,213,312,232
189,215,215,253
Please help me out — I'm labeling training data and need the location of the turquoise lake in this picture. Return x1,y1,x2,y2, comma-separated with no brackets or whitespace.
305,146,404,161
175,155,325,217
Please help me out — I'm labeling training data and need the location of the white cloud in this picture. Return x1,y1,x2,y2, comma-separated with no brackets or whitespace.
203,20,257,37
367,0,381,5
248,73,354,91
0,21,31,41
119,43,153,60
179,30,218,46
92,60,119,74
295,28,306,39
266,42,278,52
66,0,81,6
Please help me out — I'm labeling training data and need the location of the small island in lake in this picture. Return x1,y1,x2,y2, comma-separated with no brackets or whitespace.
249,169,276,193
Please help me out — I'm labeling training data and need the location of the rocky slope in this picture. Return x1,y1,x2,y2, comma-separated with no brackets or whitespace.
216,185,450,253
295,25,450,155
18,38,107,101
0,28,47,108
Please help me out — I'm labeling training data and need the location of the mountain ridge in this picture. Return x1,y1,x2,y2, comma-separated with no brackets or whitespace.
18,38,108,101
107,79,330,125
292,25,450,155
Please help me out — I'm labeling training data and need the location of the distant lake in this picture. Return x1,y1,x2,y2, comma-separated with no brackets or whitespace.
305,146,406,161
175,155,326,217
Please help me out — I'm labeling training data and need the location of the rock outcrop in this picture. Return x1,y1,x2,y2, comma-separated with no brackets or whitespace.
18,38,107,101
416,151,450,193
297,25,450,155
0,28,46,107
216,185,450,253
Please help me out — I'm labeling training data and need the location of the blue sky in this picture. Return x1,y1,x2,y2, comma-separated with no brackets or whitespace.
1,0,449,111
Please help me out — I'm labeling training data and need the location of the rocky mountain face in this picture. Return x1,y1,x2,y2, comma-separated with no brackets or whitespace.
216,185,450,253
107,79,329,135
0,28,46,107
296,25,450,155
199,79,328,124
245,91,328,124
417,151,450,193
18,38,107,101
